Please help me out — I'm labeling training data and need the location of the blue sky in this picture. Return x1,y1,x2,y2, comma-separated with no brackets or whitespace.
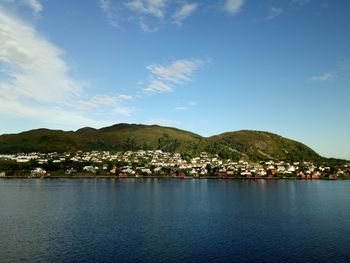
0,0,349,159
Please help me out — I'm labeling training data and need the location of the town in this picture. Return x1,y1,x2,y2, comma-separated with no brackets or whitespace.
0,150,349,179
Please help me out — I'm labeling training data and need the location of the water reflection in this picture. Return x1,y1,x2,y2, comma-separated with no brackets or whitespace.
0,179,350,262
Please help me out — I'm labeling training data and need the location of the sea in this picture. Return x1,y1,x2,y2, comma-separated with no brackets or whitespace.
1,179,350,262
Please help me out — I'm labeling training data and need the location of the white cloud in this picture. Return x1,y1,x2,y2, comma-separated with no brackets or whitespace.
147,118,180,127
224,0,245,15
79,95,114,109
99,0,198,31
1,0,43,15
266,7,283,20
125,0,168,18
175,106,187,111
24,0,43,14
78,94,135,116
147,59,204,84
311,72,334,81
99,0,168,31
79,94,137,117
0,92,105,128
139,19,151,32
113,105,138,116
143,80,173,93
98,0,119,27
91,94,132,105
0,10,82,102
0,10,90,126
172,2,198,25
0,9,136,128
118,94,133,101
144,59,205,94
174,101,197,112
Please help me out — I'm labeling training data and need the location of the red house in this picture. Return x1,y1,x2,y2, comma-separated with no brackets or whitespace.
178,171,186,179
119,173,128,178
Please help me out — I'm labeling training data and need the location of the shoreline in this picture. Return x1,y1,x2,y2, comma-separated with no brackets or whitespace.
1,176,348,180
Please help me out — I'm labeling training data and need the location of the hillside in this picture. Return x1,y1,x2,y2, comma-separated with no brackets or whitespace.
0,123,322,161
204,130,322,161
0,124,202,154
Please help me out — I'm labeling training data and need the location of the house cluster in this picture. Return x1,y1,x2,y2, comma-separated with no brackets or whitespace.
0,152,68,164
29,167,48,178
0,151,349,179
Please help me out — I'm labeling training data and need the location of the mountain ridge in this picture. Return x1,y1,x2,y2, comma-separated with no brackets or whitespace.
0,123,324,161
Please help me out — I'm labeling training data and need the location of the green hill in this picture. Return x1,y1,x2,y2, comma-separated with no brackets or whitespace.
76,123,203,153
0,124,202,154
204,130,322,162
0,123,323,161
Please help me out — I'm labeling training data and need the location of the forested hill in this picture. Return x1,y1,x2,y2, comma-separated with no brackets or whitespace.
0,123,323,161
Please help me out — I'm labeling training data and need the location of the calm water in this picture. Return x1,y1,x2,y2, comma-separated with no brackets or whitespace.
1,179,350,262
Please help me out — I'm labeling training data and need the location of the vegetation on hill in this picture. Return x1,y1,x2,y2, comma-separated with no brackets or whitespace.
204,130,322,162
0,123,326,161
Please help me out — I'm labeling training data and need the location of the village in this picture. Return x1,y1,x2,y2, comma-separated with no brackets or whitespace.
0,150,349,179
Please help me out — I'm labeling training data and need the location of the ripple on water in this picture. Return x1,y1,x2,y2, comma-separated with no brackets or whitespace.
0,179,350,262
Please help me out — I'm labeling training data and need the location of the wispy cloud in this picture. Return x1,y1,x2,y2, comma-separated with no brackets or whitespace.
98,0,199,31
311,72,334,81
1,0,43,15
147,59,204,84
147,118,180,127
175,106,187,111
99,0,168,31
0,9,136,128
144,59,205,93
174,101,198,112
0,10,82,102
98,0,119,27
266,7,283,20
321,3,328,9
0,9,90,127
224,0,245,15
113,105,138,116
24,0,43,14
311,59,350,82
172,2,198,25
144,80,173,93
78,93,137,117
125,0,167,18
0,96,106,129
79,94,133,109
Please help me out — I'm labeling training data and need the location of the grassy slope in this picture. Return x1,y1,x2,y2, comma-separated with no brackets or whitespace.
204,130,321,161
78,124,203,152
0,124,202,153
0,124,323,161
0,129,85,153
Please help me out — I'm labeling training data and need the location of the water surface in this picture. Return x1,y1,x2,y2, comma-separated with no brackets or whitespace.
1,179,350,262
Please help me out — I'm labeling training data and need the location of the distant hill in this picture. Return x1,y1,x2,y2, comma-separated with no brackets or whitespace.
204,130,321,161
0,124,202,154
0,123,323,161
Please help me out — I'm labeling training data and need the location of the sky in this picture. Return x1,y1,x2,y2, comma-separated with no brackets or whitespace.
0,0,349,159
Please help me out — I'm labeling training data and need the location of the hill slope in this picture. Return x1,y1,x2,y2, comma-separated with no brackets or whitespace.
0,124,322,161
204,130,321,161
0,124,202,154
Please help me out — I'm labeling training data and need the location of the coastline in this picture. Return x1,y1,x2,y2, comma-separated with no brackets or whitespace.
1,176,348,180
